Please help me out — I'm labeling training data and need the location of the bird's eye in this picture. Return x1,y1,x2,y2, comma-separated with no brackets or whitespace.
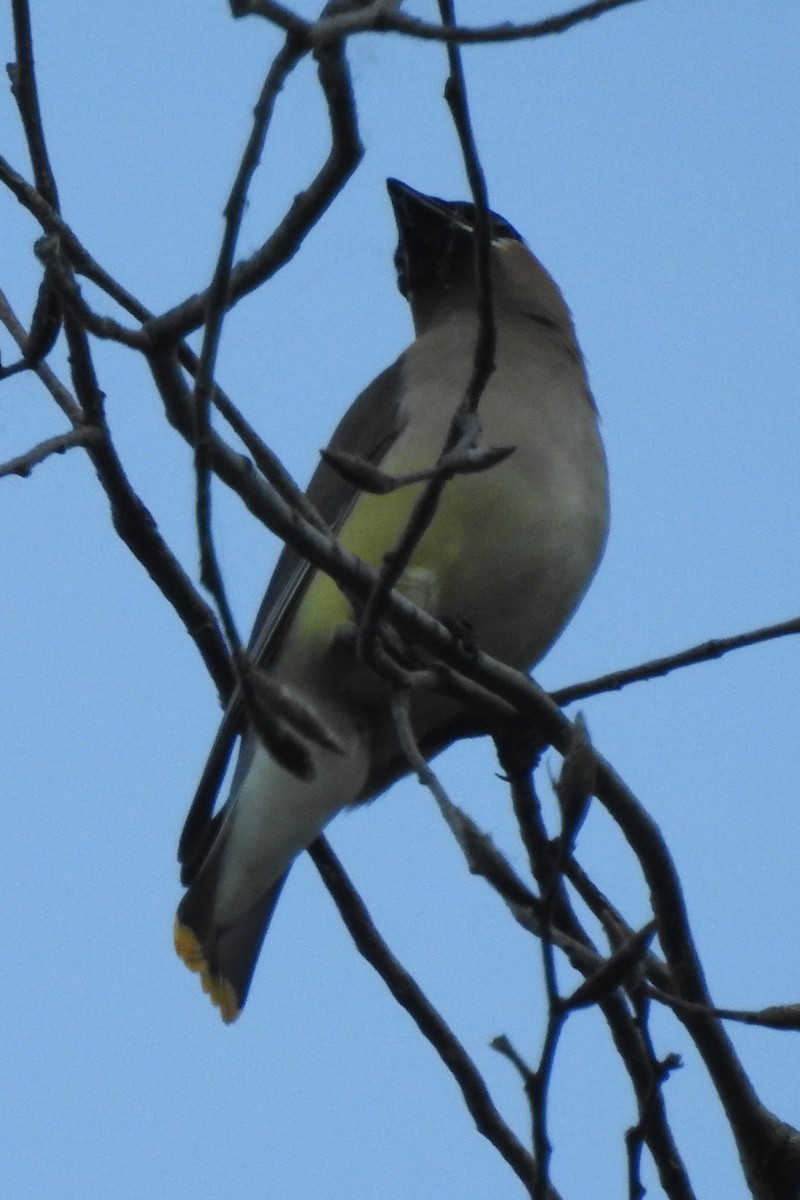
490,216,523,243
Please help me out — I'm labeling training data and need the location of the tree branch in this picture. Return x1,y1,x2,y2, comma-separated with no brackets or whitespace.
192,34,306,659
0,426,101,480
309,836,548,1199
144,34,363,344
307,0,647,46
554,616,800,706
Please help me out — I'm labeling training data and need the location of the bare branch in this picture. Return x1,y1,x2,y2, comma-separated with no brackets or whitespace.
144,36,363,344
229,0,310,38
497,742,700,1198
0,287,82,421
554,616,800,706
8,0,60,208
390,686,546,919
0,157,327,532
0,426,101,480
211,384,330,534
308,0,647,46
439,0,497,413
309,836,546,1198
563,922,657,1012
32,234,146,349
14,255,62,367
356,1,498,663
49,314,235,701
648,989,800,1033
530,1007,565,1200
319,441,514,495
240,653,344,754
192,34,306,660
0,155,156,326
625,1054,684,1200
491,1034,536,1089
0,211,238,703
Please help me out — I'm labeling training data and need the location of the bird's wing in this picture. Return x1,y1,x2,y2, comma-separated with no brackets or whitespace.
178,358,408,876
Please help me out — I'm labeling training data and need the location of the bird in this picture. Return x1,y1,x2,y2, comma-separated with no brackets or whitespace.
174,178,610,1022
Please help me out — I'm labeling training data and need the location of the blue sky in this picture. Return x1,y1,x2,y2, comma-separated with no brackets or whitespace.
2,2,799,1197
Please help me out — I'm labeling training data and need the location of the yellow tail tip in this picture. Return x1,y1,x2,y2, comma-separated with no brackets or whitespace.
173,919,241,1024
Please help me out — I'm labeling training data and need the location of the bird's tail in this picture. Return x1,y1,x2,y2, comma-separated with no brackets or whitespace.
174,873,287,1023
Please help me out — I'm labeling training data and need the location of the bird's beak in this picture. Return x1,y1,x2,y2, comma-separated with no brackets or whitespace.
386,178,475,301
386,178,472,236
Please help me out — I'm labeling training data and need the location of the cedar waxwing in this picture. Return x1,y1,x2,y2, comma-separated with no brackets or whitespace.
175,179,609,1022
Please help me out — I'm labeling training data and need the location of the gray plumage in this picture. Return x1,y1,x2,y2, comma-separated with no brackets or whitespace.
174,179,609,1021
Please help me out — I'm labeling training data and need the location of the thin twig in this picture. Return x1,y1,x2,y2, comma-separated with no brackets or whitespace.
229,0,310,37
562,923,656,1012
320,440,514,495
309,836,545,1197
497,741,697,1199
193,35,305,658
553,616,800,706
625,1053,684,1200
1,286,234,699
0,426,101,479
492,1034,537,1090
185,29,362,759
9,0,60,208
0,287,82,421
32,234,145,348
648,989,800,1032
439,0,496,412
531,1008,566,1200
212,385,330,535
61,313,235,704
356,0,498,664
390,685,545,915
560,853,672,990
530,754,567,1200
308,0,646,45
0,154,325,531
0,154,161,327
144,37,363,344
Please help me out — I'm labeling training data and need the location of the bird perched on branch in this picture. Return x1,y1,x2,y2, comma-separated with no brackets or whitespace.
174,178,609,1022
